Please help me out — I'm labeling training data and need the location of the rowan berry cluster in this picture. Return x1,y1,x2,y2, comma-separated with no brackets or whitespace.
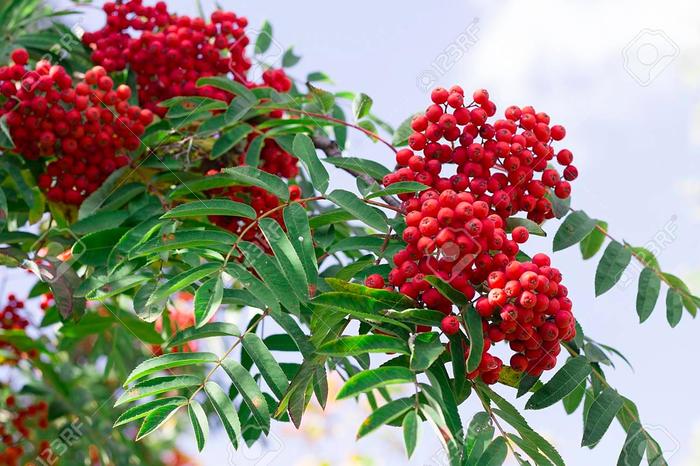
384,86,577,223
39,293,54,311
208,170,302,253
243,136,299,179
0,396,49,465
0,294,37,363
367,86,577,384
0,51,152,205
82,0,252,116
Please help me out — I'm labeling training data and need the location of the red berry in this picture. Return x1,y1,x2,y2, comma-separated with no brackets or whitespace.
441,315,460,335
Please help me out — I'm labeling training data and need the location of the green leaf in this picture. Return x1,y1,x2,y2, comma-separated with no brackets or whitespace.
225,97,255,124
318,335,409,356
311,292,410,329
136,403,183,440
283,203,318,286
562,380,586,414
282,47,301,67
124,352,218,386
196,76,256,103
357,397,413,439
448,332,466,395
78,167,128,219
324,157,390,181
254,20,273,54
525,357,591,410
169,174,243,198
553,210,597,252
162,199,256,220
465,411,495,463
0,188,7,231
259,217,309,301
292,134,329,193
365,181,429,199
188,400,209,452
409,332,444,371
595,241,632,296
148,263,220,305
221,359,270,432
388,308,444,327
425,276,468,306
245,134,265,166
547,192,571,219
167,322,241,348
477,437,508,466
114,397,186,427
582,387,624,446
393,113,420,147
0,114,14,149
326,189,388,232
484,386,564,466
352,93,373,120
205,381,242,448
506,217,546,237
666,288,682,327
617,421,645,466
238,241,299,313
242,333,289,400
115,375,200,406
194,276,224,327
212,124,253,158
221,166,290,201
464,305,484,372
226,262,281,313
130,230,236,257
324,278,415,309
580,220,608,259
337,367,415,399
402,409,419,458
636,268,661,323
308,82,335,113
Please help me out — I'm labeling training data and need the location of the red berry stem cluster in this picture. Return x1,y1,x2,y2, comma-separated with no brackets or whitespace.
0,294,37,363
367,86,578,384
0,51,152,205
0,396,49,466
83,0,256,116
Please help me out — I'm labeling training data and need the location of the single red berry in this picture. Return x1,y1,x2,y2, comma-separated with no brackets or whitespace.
364,274,385,289
441,315,460,335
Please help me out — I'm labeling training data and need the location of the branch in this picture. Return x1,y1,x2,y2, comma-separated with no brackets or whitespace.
312,134,402,209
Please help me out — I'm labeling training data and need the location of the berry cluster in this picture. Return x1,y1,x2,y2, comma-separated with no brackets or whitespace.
0,294,36,363
39,293,54,311
0,396,49,465
208,170,302,253
384,86,577,223
83,0,252,116
257,138,299,178
367,87,577,384
0,51,152,205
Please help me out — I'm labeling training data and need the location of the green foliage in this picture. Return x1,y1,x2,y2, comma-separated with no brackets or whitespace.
0,3,691,465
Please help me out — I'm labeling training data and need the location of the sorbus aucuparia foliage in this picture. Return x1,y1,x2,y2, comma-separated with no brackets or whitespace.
0,52,151,205
376,87,578,384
